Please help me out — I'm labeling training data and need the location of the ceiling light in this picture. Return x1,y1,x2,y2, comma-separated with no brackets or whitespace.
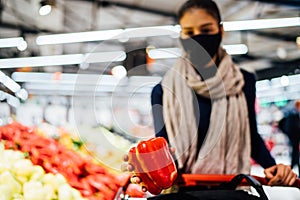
0,51,126,68
223,44,248,55
0,70,5,81
84,51,126,63
39,0,55,16
36,26,178,45
39,4,51,16
0,70,21,92
124,25,179,38
0,70,27,101
12,72,129,86
0,91,6,101
0,37,25,48
276,47,287,60
36,29,124,45
280,75,289,87
111,65,127,79
148,48,182,59
16,73,161,95
15,89,28,101
0,54,82,68
6,95,20,108
35,17,299,45
223,17,300,31
148,44,248,59
2,76,21,92
17,40,28,51
12,72,163,89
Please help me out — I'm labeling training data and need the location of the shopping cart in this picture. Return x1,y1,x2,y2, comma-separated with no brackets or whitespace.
114,174,300,200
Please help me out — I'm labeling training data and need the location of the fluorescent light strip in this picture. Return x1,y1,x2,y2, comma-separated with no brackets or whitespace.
12,72,78,84
0,51,126,68
0,70,28,101
124,25,180,38
223,17,300,31
148,44,248,59
223,44,248,55
84,51,126,63
12,72,162,93
3,77,21,92
0,92,25,107
15,88,28,101
6,93,20,107
0,90,6,101
23,82,153,94
0,70,21,92
35,17,299,45
12,72,128,86
36,29,123,45
0,54,82,68
148,48,182,59
24,82,152,94
12,72,161,86
36,26,179,45
29,83,116,92
0,37,24,48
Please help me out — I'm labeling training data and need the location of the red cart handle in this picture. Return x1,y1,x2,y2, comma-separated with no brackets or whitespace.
179,174,300,189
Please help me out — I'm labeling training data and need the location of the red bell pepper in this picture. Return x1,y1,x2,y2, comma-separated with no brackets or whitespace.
128,137,177,195
128,146,162,195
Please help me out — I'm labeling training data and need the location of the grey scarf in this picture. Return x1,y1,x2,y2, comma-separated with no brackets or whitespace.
161,49,251,174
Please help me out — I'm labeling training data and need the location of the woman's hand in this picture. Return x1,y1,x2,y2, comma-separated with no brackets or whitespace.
264,164,297,186
121,154,147,192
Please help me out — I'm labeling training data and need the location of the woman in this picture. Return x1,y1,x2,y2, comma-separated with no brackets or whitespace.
126,0,297,191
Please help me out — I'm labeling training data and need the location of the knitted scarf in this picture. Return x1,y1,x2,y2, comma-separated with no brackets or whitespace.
161,49,251,174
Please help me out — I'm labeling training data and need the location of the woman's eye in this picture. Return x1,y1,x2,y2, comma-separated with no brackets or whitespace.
185,31,194,36
201,29,212,34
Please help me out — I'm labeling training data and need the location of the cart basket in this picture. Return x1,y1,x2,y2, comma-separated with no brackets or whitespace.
116,174,300,200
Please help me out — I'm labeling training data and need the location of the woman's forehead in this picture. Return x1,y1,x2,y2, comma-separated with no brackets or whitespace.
179,8,218,28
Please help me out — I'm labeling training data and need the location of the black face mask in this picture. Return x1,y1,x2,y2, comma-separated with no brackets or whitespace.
180,32,222,71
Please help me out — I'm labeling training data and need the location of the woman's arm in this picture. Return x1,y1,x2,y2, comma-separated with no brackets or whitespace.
243,71,297,185
242,70,276,168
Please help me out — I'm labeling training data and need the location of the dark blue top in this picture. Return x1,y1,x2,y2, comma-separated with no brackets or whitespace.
151,69,276,169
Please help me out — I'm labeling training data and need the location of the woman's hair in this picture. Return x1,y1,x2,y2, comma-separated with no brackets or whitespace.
177,0,221,23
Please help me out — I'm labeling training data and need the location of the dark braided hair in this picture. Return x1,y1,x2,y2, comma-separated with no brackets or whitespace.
177,0,221,23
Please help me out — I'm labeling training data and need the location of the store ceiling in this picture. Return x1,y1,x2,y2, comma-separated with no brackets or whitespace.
0,0,299,81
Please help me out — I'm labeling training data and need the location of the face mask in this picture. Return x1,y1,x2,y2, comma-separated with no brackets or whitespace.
180,32,222,70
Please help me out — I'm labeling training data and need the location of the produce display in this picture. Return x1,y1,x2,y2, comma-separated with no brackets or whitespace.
0,122,132,200
0,142,87,200
37,122,135,174
36,123,94,158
